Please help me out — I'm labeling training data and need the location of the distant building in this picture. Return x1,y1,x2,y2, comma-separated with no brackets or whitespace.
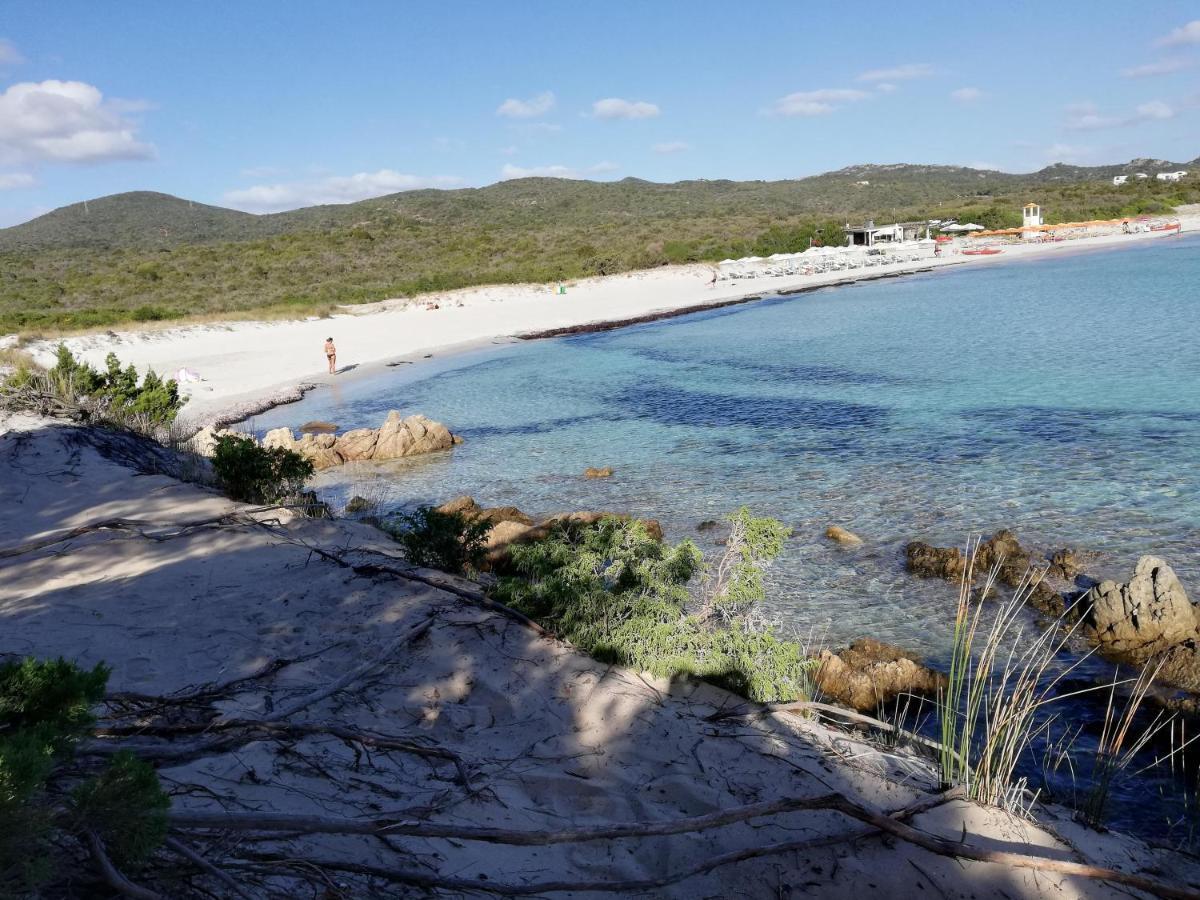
855,180,870,186
1156,171,1188,182
843,220,926,246
1135,173,1149,179
1112,175,1128,186
1022,202,1043,240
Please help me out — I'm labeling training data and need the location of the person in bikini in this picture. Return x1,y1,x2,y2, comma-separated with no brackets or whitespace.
324,337,337,374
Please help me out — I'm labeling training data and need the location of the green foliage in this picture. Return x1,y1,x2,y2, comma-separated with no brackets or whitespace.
35,344,182,426
494,515,810,703
701,507,792,621
0,167,1194,332
387,506,492,575
72,751,169,867
211,434,314,504
0,658,111,894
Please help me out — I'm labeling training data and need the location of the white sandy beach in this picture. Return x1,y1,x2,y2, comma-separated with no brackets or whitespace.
27,219,1198,427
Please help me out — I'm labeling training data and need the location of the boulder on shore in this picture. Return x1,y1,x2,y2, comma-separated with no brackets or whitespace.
814,639,947,712
1081,556,1199,663
584,466,614,479
190,411,458,471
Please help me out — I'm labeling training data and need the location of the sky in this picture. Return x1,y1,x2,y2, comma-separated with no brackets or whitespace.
1,1,1198,226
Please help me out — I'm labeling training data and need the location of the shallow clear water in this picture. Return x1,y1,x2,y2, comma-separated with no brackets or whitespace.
251,235,1200,837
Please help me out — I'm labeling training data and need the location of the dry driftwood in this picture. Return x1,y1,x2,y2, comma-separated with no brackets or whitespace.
167,787,1200,899
84,828,164,900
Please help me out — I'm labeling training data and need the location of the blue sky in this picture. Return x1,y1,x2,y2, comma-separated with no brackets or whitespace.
1,1,1198,226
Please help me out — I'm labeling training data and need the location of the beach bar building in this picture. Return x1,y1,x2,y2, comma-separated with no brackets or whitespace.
844,220,926,247
1022,202,1043,240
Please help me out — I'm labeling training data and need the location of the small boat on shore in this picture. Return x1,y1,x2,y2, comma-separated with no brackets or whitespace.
962,247,1003,256
1150,222,1181,232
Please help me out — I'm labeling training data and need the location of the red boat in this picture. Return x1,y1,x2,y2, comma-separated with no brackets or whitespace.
961,247,1003,256
1150,222,1181,232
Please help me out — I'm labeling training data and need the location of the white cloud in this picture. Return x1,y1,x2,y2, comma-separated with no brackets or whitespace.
496,91,555,118
1156,20,1200,47
0,80,155,164
591,98,660,119
768,88,869,117
1121,58,1195,77
223,169,464,213
0,172,34,190
857,63,933,82
951,87,983,102
1065,99,1174,130
500,161,619,180
652,141,690,154
875,82,897,93
0,38,24,66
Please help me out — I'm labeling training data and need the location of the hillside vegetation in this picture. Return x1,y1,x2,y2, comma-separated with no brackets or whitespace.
0,157,1196,333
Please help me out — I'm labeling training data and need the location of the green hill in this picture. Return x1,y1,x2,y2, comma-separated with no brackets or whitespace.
0,158,1195,332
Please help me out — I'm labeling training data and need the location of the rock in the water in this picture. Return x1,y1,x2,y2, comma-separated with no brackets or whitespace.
263,411,457,469
905,541,966,580
1082,556,1198,663
814,639,947,712
436,496,480,518
1047,548,1083,581
584,466,614,479
345,495,373,514
696,520,720,533
334,428,379,461
825,525,863,547
262,427,296,451
307,447,343,470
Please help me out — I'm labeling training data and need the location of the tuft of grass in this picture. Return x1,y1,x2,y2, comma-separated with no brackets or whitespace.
936,539,1092,812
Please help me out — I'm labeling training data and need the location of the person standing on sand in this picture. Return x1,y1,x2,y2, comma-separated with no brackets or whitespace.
324,337,337,374
708,268,718,288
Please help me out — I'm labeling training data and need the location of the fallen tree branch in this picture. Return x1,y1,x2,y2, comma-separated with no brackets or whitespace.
170,787,958,842
0,505,301,561
84,828,164,900
169,787,1200,899
96,720,471,784
164,836,254,900
710,699,964,767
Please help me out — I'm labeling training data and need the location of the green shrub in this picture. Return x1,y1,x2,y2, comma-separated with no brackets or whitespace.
72,751,169,866
387,506,492,575
494,513,809,703
32,345,182,427
0,658,113,894
211,434,314,504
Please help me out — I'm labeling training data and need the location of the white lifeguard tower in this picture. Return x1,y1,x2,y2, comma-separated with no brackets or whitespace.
1021,202,1043,240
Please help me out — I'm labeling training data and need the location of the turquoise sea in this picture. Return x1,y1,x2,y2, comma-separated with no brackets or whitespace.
251,234,1200,836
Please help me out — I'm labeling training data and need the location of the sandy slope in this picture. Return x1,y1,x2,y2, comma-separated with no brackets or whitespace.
2,413,1197,897
25,221,1196,428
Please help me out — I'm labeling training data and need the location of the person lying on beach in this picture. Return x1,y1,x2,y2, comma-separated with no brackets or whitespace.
324,337,337,374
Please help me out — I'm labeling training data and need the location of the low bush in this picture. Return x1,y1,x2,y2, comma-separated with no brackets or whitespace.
387,506,492,575
211,434,314,504
0,657,168,894
493,511,810,703
4,344,182,428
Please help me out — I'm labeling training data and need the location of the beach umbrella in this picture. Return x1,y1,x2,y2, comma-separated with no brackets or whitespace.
961,223,985,231
939,224,964,232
